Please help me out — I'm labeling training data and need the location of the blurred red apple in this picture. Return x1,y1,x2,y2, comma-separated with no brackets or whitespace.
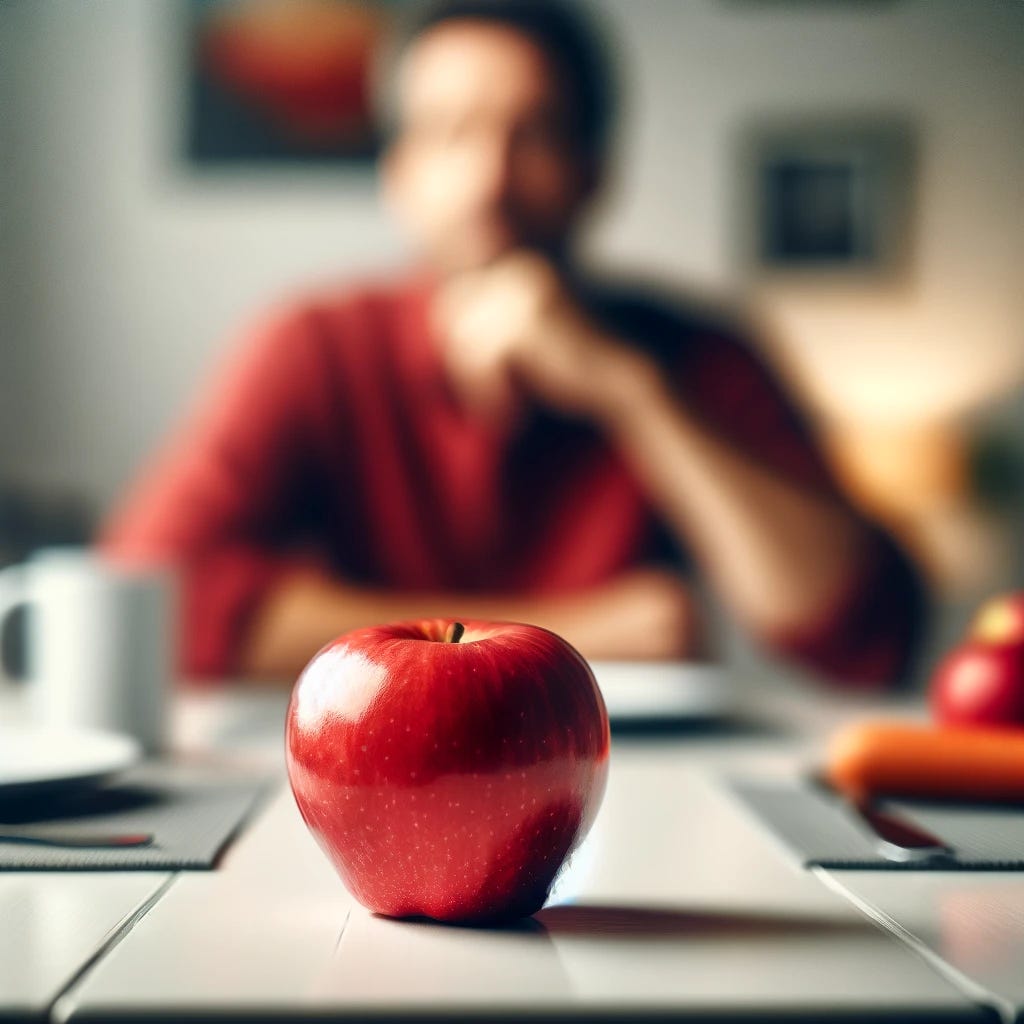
969,593,1024,648
930,641,1024,727
285,618,610,924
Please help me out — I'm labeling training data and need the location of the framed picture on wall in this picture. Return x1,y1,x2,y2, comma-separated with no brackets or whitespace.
737,117,916,278
184,0,407,166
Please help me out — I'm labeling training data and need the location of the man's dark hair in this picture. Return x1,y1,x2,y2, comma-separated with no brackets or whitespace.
385,0,617,160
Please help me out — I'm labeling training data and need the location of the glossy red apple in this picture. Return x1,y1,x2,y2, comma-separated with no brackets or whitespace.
285,618,610,924
968,593,1024,648
929,641,1024,727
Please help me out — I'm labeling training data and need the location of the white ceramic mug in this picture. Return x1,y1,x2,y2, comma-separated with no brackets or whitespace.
0,548,174,752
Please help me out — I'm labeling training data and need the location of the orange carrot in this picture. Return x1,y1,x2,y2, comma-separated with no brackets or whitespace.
826,720,1024,802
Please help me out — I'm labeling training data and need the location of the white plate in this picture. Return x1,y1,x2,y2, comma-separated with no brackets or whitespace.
590,661,734,723
0,725,142,798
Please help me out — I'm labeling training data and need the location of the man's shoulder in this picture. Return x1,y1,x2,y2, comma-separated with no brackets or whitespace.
208,273,429,397
229,272,429,367
581,274,756,365
264,271,428,328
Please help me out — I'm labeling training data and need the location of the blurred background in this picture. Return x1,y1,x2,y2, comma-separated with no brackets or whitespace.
1,0,1021,685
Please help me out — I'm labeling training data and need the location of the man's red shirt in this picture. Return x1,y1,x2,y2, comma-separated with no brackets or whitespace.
101,276,923,685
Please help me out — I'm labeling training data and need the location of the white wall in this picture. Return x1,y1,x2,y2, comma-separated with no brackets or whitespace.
593,0,1024,428
1,0,1022,513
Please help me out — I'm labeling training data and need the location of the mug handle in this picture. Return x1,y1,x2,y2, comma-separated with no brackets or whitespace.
0,564,29,691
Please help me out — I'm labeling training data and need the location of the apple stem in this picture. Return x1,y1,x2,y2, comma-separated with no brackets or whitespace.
448,621,465,644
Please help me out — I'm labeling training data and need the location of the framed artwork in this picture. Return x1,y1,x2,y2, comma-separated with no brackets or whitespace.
184,0,406,165
737,117,916,277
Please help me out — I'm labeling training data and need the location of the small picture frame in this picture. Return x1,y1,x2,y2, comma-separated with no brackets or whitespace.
737,117,916,278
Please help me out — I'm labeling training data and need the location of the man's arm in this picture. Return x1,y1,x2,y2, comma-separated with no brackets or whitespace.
603,349,893,612
103,296,704,682
433,255,924,686
602,349,924,685
238,566,704,681
604,351,869,632
100,303,331,679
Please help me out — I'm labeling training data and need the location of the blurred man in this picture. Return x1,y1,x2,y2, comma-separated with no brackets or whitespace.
102,0,923,684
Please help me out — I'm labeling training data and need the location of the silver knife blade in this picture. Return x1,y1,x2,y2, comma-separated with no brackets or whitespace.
0,831,154,849
849,799,955,863
811,775,956,863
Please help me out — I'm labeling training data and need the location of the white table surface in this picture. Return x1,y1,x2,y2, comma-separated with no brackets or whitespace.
3,666,1017,1022
820,870,1024,1024
0,872,171,1023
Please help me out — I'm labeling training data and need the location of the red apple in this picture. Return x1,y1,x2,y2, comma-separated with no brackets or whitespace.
929,641,1024,727
969,593,1024,648
285,618,610,924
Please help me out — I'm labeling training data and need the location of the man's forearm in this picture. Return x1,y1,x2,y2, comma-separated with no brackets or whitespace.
428,256,911,682
238,567,704,682
596,346,875,638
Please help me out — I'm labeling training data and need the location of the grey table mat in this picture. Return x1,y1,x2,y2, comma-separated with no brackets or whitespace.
729,777,1024,870
0,762,274,871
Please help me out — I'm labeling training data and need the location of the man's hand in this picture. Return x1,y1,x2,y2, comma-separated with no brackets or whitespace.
554,566,706,661
432,253,657,430
239,564,705,681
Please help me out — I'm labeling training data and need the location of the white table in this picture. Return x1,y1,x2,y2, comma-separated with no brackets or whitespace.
0,873,170,1023
4,669,1021,1022
820,871,1024,1024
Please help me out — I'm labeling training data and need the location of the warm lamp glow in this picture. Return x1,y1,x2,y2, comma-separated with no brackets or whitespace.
759,287,1024,426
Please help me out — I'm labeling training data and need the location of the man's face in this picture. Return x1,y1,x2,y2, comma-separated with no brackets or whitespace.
383,20,598,274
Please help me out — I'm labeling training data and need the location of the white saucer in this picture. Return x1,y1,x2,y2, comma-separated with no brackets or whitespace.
0,725,142,799
590,661,734,723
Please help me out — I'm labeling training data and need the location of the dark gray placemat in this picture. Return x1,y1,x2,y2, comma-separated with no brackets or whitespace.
0,762,274,871
729,777,1024,870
